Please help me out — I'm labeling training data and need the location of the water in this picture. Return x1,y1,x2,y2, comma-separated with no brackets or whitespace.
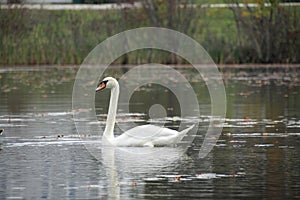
0,65,300,199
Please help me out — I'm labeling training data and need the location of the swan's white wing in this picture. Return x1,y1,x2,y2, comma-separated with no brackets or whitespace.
114,125,174,146
114,125,193,147
131,125,178,136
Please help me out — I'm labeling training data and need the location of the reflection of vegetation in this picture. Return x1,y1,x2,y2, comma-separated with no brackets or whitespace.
0,67,76,94
224,67,300,134
0,67,76,113
129,84,181,118
1,1,299,65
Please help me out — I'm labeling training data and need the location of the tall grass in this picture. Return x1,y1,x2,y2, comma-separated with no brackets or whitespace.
0,5,298,65
0,9,123,65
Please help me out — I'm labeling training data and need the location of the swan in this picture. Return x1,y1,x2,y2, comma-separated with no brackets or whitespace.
96,77,194,147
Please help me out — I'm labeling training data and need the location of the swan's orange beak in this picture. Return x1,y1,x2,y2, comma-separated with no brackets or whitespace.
96,82,106,92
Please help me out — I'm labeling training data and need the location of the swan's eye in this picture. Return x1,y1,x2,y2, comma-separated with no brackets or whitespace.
96,80,108,92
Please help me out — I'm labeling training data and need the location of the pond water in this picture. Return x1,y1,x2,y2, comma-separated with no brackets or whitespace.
0,65,300,199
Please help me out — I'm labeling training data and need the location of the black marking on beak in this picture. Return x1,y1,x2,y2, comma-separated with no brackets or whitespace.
96,80,108,92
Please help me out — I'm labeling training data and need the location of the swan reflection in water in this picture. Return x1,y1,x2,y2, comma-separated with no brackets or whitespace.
84,141,186,199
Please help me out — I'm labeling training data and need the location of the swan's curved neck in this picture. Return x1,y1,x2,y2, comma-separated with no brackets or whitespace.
104,83,119,141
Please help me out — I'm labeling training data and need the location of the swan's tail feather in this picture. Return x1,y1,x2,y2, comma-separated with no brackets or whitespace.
175,124,195,144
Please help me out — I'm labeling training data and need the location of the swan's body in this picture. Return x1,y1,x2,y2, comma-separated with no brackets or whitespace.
106,124,193,147
96,77,194,147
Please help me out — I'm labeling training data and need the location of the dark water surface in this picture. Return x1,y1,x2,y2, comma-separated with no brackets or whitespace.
0,66,300,199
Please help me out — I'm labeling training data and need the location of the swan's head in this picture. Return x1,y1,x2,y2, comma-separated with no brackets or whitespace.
96,77,118,92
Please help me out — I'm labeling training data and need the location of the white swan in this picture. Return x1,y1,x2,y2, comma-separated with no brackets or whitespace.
96,77,194,147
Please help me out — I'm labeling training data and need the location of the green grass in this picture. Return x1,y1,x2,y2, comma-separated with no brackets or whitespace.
0,4,298,65
0,9,123,65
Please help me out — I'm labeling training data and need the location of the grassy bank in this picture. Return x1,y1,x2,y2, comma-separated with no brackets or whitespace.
0,4,299,65
1,9,121,65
